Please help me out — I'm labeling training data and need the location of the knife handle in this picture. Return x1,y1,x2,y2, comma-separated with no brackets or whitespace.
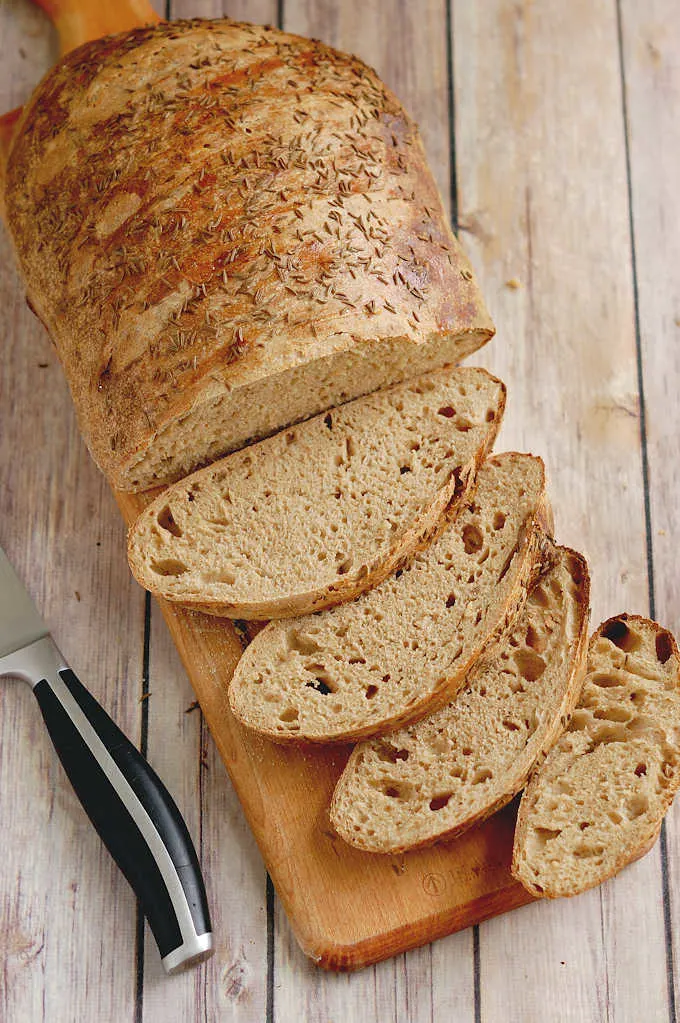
33,655,213,974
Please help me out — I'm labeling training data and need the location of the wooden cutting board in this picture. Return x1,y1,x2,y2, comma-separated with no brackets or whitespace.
1,0,533,972
115,486,533,970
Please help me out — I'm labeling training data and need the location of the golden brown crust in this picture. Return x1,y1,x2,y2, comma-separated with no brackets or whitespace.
6,18,494,490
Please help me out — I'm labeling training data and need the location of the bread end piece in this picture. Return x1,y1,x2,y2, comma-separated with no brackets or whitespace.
512,614,680,898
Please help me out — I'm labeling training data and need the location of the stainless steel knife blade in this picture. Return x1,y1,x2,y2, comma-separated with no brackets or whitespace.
0,546,48,659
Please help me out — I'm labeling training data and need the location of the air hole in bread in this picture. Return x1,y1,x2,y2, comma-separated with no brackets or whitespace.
156,505,183,537
513,648,546,682
279,707,299,722
150,558,188,577
486,408,496,422
531,585,550,608
445,593,456,608
324,413,333,429
455,419,473,432
286,630,322,656
462,523,484,555
472,768,493,784
593,704,631,723
400,465,411,475
208,568,236,585
377,743,409,763
602,618,641,653
533,827,562,846
634,762,647,777
429,794,452,811
365,685,378,699
492,511,506,530
503,719,521,731
437,406,455,418
591,673,621,688
336,555,353,575
626,794,649,819
525,624,547,653
656,630,673,664
305,678,334,696
383,784,411,800
573,844,604,859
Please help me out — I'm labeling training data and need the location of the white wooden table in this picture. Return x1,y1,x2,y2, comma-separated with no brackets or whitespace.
1,0,678,1019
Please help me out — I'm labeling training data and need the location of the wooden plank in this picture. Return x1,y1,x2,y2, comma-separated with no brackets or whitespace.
619,1,680,1019
0,2,144,1020
136,4,274,1020
172,0,279,22
140,604,269,1019
452,1,669,1020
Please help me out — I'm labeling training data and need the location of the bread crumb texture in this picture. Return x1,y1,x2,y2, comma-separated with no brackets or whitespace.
6,19,493,490
229,452,548,742
127,366,505,618
512,614,680,898
331,544,590,853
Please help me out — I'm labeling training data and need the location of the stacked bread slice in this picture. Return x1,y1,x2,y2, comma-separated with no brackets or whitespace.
127,356,680,901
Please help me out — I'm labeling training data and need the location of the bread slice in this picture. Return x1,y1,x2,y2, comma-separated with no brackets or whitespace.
330,544,590,853
512,614,680,898
126,367,505,619
229,452,552,743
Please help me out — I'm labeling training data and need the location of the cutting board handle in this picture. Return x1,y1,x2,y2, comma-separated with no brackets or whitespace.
0,0,161,180
33,0,161,56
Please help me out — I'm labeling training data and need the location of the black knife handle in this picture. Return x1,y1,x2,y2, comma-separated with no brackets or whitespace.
34,666,212,973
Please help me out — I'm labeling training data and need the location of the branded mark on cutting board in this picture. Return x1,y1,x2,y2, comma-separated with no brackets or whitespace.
421,871,447,896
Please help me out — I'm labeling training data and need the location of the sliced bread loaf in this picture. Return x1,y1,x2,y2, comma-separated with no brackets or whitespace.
512,614,680,898
229,452,551,743
330,544,590,853
127,367,505,619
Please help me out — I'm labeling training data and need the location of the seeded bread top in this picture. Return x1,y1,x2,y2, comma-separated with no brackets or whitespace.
6,18,493,489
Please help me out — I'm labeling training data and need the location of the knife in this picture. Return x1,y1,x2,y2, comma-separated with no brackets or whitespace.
0,545,213,974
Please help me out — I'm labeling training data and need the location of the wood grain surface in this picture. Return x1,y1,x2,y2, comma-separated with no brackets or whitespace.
1,0,679,1020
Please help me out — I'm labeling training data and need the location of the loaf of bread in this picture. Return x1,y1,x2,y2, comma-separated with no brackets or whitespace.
331,544,589,853
5,18,493,492
512,614,680,898
229,453,552,743
127,366,505,618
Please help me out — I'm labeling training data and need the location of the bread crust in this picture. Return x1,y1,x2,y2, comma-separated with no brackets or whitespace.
5,18,494,491
512,614,680,898
329,545,591,853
